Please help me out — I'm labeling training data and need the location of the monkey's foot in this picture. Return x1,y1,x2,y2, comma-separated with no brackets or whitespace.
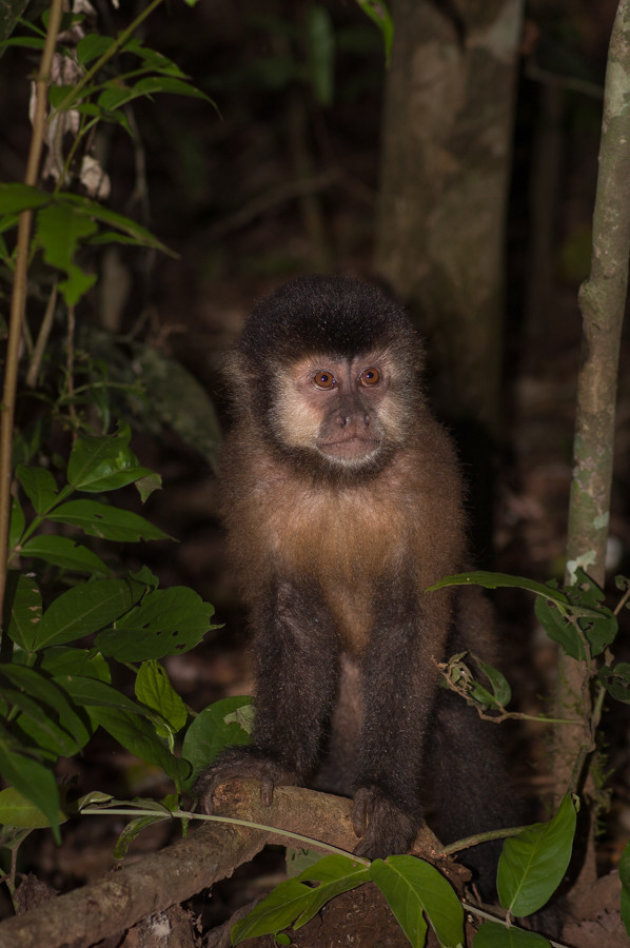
195,747,298,811
351,786,418,860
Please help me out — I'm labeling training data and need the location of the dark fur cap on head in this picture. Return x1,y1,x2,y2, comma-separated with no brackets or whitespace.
238,275,422,372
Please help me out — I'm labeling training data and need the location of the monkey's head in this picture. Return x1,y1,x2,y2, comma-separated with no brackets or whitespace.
232,275,424,480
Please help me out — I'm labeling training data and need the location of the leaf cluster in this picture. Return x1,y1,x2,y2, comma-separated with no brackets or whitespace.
230,795,578,947
0,424,235,841
431,569,628,717
0,5,213,306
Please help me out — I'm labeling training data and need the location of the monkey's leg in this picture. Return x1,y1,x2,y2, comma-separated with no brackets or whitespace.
351,585,444,859
196,577,338,811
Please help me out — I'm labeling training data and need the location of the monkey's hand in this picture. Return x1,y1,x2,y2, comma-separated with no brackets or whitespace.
351,786,418,860
195,747,298,812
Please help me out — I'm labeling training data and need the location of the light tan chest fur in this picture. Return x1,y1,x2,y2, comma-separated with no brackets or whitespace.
223,436,464,652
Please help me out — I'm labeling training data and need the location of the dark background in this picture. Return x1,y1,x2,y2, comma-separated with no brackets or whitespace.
2,0,630,916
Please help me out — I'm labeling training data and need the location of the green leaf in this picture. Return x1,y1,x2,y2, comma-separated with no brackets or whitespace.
620,841,630,936
20,536,110,575
429,571,571,606
16,464,58,513
0,183,50,214
579,611,617,657
113,813,168,858
131,565,160,589
354,0,394,65
135,661,188,732
182,696,253,789
58,268,97,307
231,878,314,944
35,203,98,305
1,664,91,753
497,794,577,917
12,417,48,467
9,496,25,547
534,597,584,660
62,193,176,255
47,500,171,542
135,473,162,503
0,36,46,50
87,706,190,781
76,32,116,64
39,195,94,260
473,655,512,707
0,212,19,236
48,83,97,109
0,728,62,839
133,346,221,467
2,688,76,758
285,848,324,878
0,786,66,830
371,855,464,948
294,855,370,927
35,577,145,648
95,587,217,661
215,855,356,944
67,427,151,492
597,663,630,704
53,674,154,717
40,646,111,682
97,73,211,112
4,572,42,651
120,38,187,76
473,921,552,946
134,75,211,101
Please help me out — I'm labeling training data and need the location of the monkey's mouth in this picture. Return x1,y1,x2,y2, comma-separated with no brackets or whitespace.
317,436,380,461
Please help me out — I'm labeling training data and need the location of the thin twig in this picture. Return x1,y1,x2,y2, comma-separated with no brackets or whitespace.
26,281,58,388
65,304,77,432
0,0,64,627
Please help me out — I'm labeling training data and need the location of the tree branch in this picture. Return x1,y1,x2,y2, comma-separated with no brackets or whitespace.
0,783,454,947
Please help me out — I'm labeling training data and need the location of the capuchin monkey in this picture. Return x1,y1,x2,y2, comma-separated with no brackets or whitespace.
197,275,514,894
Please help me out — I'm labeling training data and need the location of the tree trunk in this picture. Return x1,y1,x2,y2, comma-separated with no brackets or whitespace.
555,0,630,882
374,0,523,439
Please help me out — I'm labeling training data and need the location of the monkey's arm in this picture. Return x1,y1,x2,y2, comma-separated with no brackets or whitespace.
196,577,338,812
351,579,450,860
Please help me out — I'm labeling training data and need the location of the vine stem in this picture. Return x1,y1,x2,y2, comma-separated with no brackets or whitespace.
80,806,370,865
0,0,64,630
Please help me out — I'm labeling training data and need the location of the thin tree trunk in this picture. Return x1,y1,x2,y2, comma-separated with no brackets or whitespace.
556,0,630,881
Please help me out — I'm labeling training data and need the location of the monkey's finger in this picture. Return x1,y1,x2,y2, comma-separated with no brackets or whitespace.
260,776,275,806
351,786,373,837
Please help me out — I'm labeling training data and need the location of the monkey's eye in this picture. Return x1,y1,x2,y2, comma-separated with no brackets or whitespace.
313,371,336,389
359,367,380,386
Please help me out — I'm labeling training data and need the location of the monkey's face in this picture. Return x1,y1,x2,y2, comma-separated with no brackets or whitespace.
270,351,408,472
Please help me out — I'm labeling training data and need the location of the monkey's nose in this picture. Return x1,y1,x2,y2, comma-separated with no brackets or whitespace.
335,412,371,429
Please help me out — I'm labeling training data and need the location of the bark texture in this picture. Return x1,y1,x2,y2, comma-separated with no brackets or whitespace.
555,0,630,815
375,0,523,436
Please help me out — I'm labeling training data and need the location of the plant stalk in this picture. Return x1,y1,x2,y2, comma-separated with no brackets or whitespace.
555,0,630,883
0,0,64,630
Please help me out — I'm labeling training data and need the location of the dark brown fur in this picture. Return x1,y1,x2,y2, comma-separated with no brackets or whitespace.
197,276,513,892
